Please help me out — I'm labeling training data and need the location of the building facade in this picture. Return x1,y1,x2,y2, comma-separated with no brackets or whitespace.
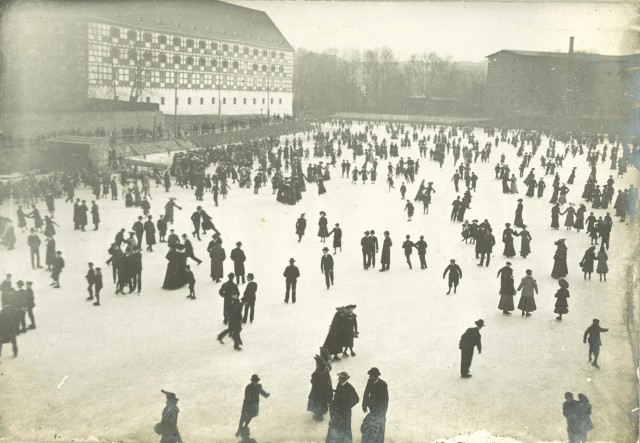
485,48,640,119
1,1,294,116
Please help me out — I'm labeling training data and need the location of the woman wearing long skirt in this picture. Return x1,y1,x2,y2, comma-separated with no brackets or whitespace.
497,262,516,315
573,204,586,232
580,245,596,280
318,211,329,243
551,239,568,279
162,247,187,289
551,204,561,229
519,225,532,258
596,246,609,281
517,269,538,317
307,351,333,421
510,174,519,194
317,178,327,196
554,278,570,321
563,204,576,230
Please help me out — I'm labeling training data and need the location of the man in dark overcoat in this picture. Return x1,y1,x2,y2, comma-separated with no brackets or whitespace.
379,231,392,272
190,207,202,241
415,235,427,269
219,273,239,324
361,367,388,443
178,234,202,265
144,215,156,252
296,213,307,242
321,247,334,289
369,230,379,268
78,200,89,231
327,371,360,443
459,319,484,378
208,237,226,282
236,375,270,437
283,258,300,303
583,319,608,369
442,259,463,294
230,242,247,285
360,231,371,270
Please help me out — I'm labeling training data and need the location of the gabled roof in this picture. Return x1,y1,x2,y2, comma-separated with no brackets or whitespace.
486,50,640,63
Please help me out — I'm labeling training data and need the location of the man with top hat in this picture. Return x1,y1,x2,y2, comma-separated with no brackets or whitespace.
584,319,608,369
459,319,484,378
155,390,181,443
296,213,307,242
283,258,300,303
230,242,247,285
327,371,360,443
361,367,388,443
379,231,392,272
321,247,335,290
219,273,240,324
236,374,270,437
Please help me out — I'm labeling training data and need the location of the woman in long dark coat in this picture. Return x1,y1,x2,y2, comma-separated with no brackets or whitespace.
317,178,327,195
574,204,586,232
324,308,347,361
380,231,392,271
551,239,568,279
44,216,58,237
162,247,187,289
208,240,226,283
563,204,576,230
237,375,270,436
551,203,561,229
164,198,182,224
502,224,518,258
497,263,516,315
517,269,538,316
307,352,333,421
318,211,329,242
554,278,570,321
519,225,532,258
580,246,596,280
596,246,608,281
514,200,524,227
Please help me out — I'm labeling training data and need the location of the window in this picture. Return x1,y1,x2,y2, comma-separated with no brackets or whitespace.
271,51,276,58
166,71,175,84
158,53,167,63
158,35,167,45
253,98,256,105
232,61,239,69
262,65,267,72
262,98,265,105
223,98,226,104
222,43,229,52
279,98,282,105
173,54,181,64
243,98,246,105
222,60,229,68
193,73,200,84
279,52,284,59
118,68,129,82
253,49,259,56
151,71,160,83
279,66,284,73
212,97,215,104
110,27,120,38
143,32,152,42
271,65,276,72
128,49,137,60
204,73,212,84
252,64,258,71
146,97,150,103
176,98,179,105
179,72,187,84
188,97,191,105
211,59,218,68
186,56,194,65
161,97,165,105
262,50,267,57
127,30,137,41
110,48,120,58
233,45,239,53
143,51,152,61
198,40,206,49
186,39,194,48
270,98,273,104
200,97,203,105
212,42,218,51
199,57,206,66
233,98,237,104
243,47,249,55
173,37,181,47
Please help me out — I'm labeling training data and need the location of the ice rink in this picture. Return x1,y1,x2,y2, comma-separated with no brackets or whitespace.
0,122,638,443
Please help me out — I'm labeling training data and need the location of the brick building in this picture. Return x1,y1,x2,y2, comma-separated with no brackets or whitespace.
1,0,294,116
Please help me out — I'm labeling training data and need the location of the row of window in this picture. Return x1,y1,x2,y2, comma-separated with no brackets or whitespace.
107,48,286,72
107,26,286,59
157,97,284,106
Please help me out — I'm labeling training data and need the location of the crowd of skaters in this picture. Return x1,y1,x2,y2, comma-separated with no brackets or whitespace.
0,117,639,443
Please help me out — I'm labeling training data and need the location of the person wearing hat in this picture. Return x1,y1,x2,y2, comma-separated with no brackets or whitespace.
157,215,167,243
26,228,42,270
321,247,335,290
164,198,182,225
207,236,226,283
369,231,379,268
497,262,516,315
85,262,96,302
190,207,203,241
502,223,519,259
580,245,597,280
78,200,89,232
167,229,180,249
459,320,484,378
518,224,532,259
0,303,19,357
184,264,196,300
554,278,570,321
236,375,270,437
219,273,240,324
217,292,243,350
140,196,151,217
361,367,388,442
178,234,202,266
514,199,524,228
516,269,538,317
328,223,342,254
361,231,372,270
415,235,427,269
318,212,329,243
241,273,257,323
155,390,182,443
342,305,359,358
144,215,156,252
283,258,300,303
442,259,462,294
596,245,609,282
551,239,569,279
327,371,360,443
295,214,307,243
230,242,247,285
51,251,65,289
401,235,416,269
584,319,608,368
399,182,406,200
132,216,144,249
379,231,392,272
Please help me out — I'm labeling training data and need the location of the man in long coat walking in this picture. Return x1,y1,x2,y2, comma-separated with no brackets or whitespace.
230,242,247,285
459,319,484,378
144,215,157,252
379,231,392,272
207,237,226,282
283,258,300,303
361,367,388,443
219,273,239,324
327,371,360,443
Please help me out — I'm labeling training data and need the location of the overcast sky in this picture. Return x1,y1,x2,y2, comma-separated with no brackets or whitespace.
228,1,635,61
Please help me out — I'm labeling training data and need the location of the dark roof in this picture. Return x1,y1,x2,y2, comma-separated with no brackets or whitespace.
486,50,640,63
6,0,293,51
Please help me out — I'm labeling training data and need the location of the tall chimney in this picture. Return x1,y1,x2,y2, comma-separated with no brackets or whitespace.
569,36,575,54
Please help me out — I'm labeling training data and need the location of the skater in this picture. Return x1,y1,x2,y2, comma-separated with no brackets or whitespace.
321,247,335,290
459,320,484,378
318,211,329,243
516,269,538,317
379,231,392,272
563,393,580,443
283,258,300,303
580,246,596,280
307,348,333,422
27,229,42,269
328,223,343,254
519,225,532,258
241,273,257,323
296,213,307,242
236,375,270,436
442,259,462,294
404,201,414,221
327,371,360,443
51,251,65,288
230,242,247,285
551,239,568,279
415,235,427,269
596,246,608,281
361,367,388,443
402,235,415,269
219,273,240,324
85,262,96,301
208,237,226,283
554,278,570,321
93,268,103,306
497,262,516,315
144,215,157,252
583,319,608,368
154,390,182,443
185,265,196,299
514,199,524,228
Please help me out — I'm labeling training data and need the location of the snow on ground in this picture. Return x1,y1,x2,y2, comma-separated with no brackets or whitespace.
0,123,638,443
